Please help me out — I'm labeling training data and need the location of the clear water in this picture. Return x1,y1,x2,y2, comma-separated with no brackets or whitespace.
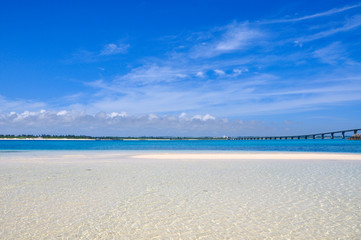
0,139,361,153
1,152,360,239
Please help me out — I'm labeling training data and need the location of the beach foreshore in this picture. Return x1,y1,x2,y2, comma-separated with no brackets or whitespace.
1,151,361,239
1,150,361,162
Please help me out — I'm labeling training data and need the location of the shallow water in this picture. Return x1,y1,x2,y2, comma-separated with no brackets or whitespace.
0,153,360,239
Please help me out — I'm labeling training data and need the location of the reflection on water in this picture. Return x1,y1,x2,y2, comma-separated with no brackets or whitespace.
0,158,360,239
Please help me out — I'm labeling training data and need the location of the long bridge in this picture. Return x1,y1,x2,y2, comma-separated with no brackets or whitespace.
232,128,361,140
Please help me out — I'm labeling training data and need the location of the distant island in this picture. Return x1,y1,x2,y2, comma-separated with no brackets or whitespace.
348,134,361,140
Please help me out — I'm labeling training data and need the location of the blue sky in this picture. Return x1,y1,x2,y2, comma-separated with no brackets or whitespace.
1,0,361,136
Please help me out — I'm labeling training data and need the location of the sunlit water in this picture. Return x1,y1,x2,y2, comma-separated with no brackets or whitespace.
1,139,361,153
0,152,360,239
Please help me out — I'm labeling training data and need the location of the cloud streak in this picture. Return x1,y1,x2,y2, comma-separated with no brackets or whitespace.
297,14,361,42
263,3,361,23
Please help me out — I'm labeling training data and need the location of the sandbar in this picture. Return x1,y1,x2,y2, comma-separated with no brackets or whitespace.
131,151,361,161
1,151,361,239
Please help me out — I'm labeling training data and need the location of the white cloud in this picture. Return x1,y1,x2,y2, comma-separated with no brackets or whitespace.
148,113,159,120
108,112,127,118
293,41,303,47
233,68,248,76
0,110,263,136
198,114,216,121
179,112,187,119
100,43,129,56
196,71,205,77
214,69,225,76
57,110,68,116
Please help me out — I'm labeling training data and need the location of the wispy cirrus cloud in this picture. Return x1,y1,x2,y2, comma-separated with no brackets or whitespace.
297,14,361,42
85,67,361,118
313,42,348,64
0,95,47,113
69,42,130,63
190,22,264,58
117,64,189,84
262,3,361,23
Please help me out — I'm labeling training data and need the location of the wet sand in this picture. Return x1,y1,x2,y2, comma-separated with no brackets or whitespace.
1,151,361,239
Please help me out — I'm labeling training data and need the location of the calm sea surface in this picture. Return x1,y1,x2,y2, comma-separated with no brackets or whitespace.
0,139,360,153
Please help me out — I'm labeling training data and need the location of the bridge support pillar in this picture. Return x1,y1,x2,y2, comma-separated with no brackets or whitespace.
342,131,345,139
305,136,308,139
331,133,334,139
354,130,358,134
313,135,316,139
297,136,300,140
321,134,324,139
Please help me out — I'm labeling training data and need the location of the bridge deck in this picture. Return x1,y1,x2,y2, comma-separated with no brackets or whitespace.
233,128,360,140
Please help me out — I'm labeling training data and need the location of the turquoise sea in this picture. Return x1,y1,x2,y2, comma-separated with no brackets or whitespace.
0,139,360,153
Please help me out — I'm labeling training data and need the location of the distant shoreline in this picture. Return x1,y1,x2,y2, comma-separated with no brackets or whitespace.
0,138,95,141
0,137,226,141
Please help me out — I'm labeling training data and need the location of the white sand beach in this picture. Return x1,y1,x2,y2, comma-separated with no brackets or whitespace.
1,151,361,239
132,151,361,161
